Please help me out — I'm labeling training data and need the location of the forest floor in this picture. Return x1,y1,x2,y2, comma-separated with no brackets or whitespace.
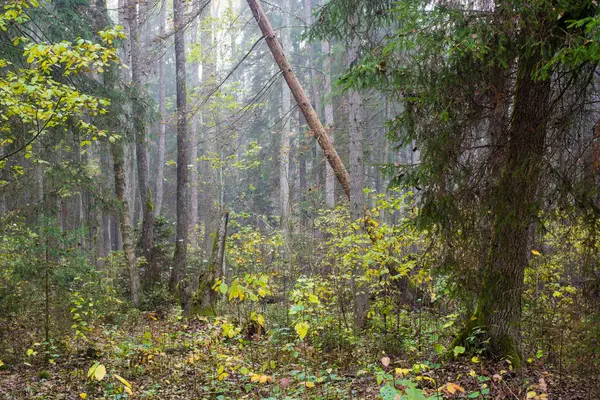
0,316,593,400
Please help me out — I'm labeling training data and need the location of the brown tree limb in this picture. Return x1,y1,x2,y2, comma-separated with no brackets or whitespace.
245,0,351,199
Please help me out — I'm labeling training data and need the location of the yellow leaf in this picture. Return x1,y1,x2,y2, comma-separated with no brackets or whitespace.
395,368,410,377
305,381,315,388
114,374,131,388
295,321,309,340
446,382,465,394
250,374,260,383
257,314,265,327
94,364,106,381
258,375,271,384
531,250,541,256
87,363,99,378
471,356,480,363
79,394,87,399
124,386,132,395
527,391,537,399
218,372,228,381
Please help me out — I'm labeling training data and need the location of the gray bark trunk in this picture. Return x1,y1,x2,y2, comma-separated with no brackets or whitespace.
347,19,368,330
279,0,291,239
154,0,167,217
128,0,155,269
170,0,191,296
322,37,335,208
189,0,201,242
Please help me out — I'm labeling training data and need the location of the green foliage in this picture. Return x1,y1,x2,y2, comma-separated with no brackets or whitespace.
0,0,124,166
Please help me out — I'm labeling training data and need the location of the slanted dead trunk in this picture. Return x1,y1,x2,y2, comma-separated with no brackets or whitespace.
246,0,351,199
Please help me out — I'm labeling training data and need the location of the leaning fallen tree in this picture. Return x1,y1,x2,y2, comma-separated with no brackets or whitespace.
245,0,351,200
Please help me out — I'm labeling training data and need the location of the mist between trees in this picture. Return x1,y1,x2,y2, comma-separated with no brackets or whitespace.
0,0,599,399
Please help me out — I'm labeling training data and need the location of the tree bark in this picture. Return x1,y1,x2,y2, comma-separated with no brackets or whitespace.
169,0,191,295
303,0,323,192
128,0,155,269
279,0,291,239
347,22,368,330
201,5,220,254
322,37,335,208
201,210,229,311
154,0,167,217
189,0,201,242
112,141,141,307
246,0,351,199
475,50,551,368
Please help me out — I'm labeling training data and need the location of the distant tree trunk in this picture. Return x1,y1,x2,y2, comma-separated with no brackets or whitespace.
189,0,200,242
303,0,323,191
322,37,335,208
279,0,291,239
154,0,167,217
246,0,351,199
128,0,154,268
347,21,368,330
170,0,191,295
474,50,551,369
201,5,220,254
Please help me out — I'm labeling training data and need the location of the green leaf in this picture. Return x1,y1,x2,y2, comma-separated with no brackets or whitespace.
453,346,466,357
434,344,445,355
219,282,228,294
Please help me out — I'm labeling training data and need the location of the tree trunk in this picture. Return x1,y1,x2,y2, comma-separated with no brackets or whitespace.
128,0,155,269
169,0,191,295
246,0,351,199
189,0,200,242
279,0,291,239
303,0,323,192
201,5,220,254
322,38,335,208
154,0,167,217
475,51,551,369
112,142,141,307
347,24,368,330
201,210,229,312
